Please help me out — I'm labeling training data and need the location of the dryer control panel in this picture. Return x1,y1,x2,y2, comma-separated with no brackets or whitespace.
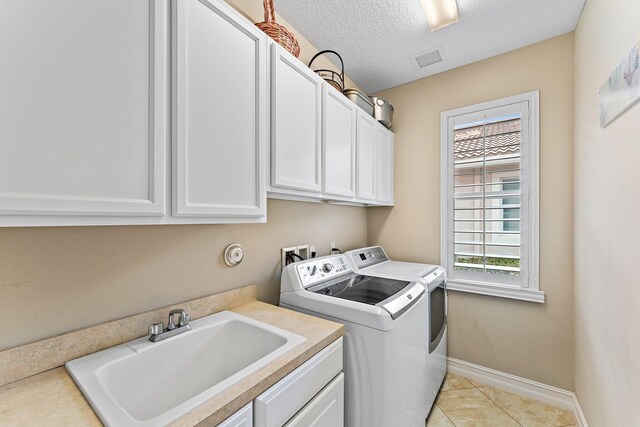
297,255,351,288
350,246,389,269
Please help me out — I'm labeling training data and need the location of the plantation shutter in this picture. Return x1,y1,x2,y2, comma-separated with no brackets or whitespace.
447,101,531,288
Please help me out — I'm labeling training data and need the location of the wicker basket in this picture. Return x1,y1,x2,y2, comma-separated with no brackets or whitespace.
255,0,300,58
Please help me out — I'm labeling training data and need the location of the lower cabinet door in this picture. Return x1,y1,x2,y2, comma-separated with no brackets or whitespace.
253,338,343,427
284,373,344,427
218,402,253,427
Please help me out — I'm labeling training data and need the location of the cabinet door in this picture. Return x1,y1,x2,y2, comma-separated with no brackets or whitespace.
254,338,343,427
0,0,167,219
356,111,377,201
284,373,344,427
271,45,322,193
375,126,394,205
218,402,253,427
322,85,356,198
173,0,266,218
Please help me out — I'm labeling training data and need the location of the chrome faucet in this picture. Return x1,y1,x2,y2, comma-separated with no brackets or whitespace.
148,308,192,342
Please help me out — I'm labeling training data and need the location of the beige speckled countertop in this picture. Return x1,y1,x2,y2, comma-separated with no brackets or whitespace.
0,301,344,427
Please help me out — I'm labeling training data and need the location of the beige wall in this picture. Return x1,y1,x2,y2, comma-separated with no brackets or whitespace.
368,34,575,390
0,1,367,351
574,0,640,425
0,200,366,350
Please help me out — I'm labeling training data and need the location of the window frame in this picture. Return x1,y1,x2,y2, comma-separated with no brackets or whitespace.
440,91,543,303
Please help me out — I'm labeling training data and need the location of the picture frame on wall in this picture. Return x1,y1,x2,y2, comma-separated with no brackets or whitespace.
599,40,640,127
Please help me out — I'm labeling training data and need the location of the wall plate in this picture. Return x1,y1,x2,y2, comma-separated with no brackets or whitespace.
281,244,311,270
224,243,245,267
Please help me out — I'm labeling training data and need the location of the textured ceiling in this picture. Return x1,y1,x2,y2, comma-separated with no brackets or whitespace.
275,0,586,93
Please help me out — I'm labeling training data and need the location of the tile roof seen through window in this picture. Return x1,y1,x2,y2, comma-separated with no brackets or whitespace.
454,118,521,161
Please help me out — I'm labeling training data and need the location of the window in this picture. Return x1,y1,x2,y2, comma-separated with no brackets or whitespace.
440,91,543,303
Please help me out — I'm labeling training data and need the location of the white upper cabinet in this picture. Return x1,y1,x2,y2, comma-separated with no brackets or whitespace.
271,45,323,194
322,85,356,198
0,0,168,220
172,0,266,218
0,0,393,226
356,110,377,202
374,126,394,205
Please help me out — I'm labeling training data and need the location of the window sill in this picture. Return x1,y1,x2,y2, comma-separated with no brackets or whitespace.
447,279,545,303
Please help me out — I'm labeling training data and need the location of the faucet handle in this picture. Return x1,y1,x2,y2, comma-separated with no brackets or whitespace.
148,322,163,336
180,313,191,327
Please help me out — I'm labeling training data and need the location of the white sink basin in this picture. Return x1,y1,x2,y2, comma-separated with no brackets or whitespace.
66,310,305,426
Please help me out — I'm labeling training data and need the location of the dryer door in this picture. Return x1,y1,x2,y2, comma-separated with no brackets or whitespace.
429,281,447,353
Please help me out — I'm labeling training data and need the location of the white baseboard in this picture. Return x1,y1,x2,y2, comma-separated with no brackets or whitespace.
572,394,588,427
447,357,587,427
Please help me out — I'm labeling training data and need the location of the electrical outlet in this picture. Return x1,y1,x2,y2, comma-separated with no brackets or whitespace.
296,245,310,261
330,242,337,253
310,245,316,258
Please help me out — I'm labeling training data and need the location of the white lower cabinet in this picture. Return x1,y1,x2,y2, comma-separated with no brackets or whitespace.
219,402,254,427
253,338,343,427
284,373,344,427
216,338,344,427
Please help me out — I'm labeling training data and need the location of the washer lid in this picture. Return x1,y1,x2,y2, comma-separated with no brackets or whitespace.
308,274,424,318
361,261,437,280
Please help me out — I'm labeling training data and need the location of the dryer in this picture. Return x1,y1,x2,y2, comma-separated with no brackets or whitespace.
280,254,427,427
344,246,447,414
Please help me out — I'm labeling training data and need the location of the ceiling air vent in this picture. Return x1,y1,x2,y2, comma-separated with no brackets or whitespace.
412,46,444,69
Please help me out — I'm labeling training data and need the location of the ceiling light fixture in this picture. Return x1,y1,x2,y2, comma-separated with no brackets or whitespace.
420,0,459,31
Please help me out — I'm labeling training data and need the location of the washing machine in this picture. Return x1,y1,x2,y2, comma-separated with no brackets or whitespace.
344,246,447,414
280,254,427,427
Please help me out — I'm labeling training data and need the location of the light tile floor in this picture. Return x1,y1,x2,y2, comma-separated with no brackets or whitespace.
426,374,577,427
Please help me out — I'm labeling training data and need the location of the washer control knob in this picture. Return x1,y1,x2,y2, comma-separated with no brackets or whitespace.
321,263,333,273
